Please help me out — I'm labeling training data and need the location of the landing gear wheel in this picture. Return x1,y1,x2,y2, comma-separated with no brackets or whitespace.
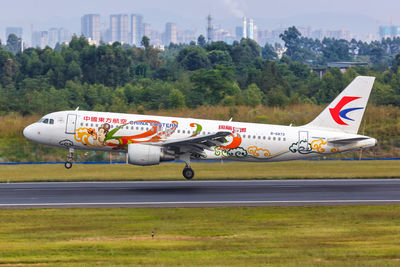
65,161,72,169
182,167,195,180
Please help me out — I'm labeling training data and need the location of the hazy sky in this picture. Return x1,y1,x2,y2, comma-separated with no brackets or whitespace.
1,0,399,42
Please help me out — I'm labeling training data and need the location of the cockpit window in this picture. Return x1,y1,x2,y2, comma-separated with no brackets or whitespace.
38,118,51,124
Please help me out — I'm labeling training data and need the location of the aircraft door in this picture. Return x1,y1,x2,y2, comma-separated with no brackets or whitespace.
298,131,309,152
65,114,77,134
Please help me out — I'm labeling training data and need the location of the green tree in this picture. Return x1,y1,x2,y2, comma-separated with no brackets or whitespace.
197,35,206,47
207,50,233,67
242,83,263,106
5,34,22,54
262,43,278,60
169,88,186,109
141,36,150,49
176,46,210,71
280,26,301,59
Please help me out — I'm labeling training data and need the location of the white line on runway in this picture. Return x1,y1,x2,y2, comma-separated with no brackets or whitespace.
1,200,400,207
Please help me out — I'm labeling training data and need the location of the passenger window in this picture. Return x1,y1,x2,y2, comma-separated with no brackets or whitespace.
263,136,266,140
268,136,271,140
283,138,286,141
81,123,83,126
278,137,281,141
258,136,261,139
273,137,276,141
183,130,186,134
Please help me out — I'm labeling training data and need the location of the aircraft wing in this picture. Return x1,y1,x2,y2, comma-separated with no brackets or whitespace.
155,131,232,156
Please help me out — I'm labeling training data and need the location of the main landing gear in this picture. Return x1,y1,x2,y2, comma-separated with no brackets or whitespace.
65,148,74,169
180,153,195,180
182,166,195,180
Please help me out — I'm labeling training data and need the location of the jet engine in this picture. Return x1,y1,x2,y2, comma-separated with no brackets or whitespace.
127,143,175,166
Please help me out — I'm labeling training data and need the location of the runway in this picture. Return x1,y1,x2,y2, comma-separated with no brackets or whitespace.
0,179,400,208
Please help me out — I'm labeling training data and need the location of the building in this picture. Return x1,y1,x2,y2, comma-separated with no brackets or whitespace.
379,26,391,39
142,23,151,40
32,31,49,48
131,14,143,45
58,28,72,44
48,28,59,48
164,22,177,45
391,26,400,38
236,26,243,40
109,14,129,43
177,29,197,44
81,14,101,44
5,27,23,40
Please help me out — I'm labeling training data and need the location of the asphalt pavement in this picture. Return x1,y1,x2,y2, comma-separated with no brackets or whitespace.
0,179,400,208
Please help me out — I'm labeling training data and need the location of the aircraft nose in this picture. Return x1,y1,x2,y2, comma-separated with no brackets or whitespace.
23,124,35,141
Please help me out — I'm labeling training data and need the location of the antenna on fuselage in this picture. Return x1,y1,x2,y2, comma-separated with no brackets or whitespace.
75,107,80,111
228,118,233,122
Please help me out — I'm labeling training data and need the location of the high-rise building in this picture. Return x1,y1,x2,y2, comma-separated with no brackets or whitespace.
58,28,72,44
32,31,48,48
81,14,101,44
48,28,59,48
236,26,243,40
131,14,143,45
164,22,177,45
109,14,129,43
6,27,23,40
142,23,151,41
391,26,400,38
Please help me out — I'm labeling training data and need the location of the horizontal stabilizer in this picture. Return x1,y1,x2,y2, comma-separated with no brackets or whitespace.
328,137,369,145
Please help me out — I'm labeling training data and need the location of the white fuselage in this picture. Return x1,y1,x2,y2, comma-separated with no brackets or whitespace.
23,110,377,162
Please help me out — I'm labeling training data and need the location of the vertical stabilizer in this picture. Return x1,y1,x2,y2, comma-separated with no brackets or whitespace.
305,76,375,134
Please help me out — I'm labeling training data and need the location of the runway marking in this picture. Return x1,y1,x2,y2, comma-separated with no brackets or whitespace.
1,200,400,207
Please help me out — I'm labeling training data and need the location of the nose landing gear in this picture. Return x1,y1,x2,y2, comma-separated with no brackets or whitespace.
65,148,74,169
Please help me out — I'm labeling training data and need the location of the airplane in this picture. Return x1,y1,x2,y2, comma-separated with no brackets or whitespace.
23,76,377,180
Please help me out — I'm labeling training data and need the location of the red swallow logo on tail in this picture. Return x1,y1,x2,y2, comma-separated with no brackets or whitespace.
329,96,363,125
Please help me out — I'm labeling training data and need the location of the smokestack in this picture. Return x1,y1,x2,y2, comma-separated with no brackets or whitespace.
243,17,247,38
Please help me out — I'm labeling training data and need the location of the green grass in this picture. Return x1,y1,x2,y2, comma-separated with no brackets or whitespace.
0,206,400,266
0,160,399,182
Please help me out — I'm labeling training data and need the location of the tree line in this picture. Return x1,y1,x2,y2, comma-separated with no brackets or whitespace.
0,28,400,116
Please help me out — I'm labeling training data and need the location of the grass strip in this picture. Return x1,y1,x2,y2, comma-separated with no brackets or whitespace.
0,206,400,266
0,160,399,182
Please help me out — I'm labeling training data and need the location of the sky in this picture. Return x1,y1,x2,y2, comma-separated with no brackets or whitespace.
1,0,400,42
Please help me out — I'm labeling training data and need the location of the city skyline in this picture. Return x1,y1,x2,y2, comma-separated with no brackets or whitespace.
2,0,400,46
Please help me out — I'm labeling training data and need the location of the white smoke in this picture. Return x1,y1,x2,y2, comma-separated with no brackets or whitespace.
220,0,246,18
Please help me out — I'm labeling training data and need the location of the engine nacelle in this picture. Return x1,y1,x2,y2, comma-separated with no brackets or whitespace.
127,143,175,166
